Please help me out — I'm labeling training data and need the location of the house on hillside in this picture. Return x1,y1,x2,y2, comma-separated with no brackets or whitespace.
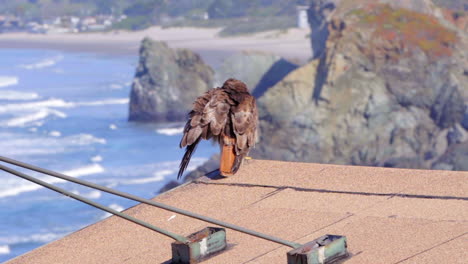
296,5,310,28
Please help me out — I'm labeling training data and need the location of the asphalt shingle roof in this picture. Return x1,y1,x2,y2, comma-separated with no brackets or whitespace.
7,160,468,263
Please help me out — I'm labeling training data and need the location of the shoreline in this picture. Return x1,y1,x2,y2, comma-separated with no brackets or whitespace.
0,26,312,64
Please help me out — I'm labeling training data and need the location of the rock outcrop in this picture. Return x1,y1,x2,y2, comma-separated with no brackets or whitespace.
129,38,214,122
215,51,298,97
253,0,467,170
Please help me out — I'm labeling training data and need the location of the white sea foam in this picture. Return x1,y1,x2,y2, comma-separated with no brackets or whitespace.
0,98,128,114
1,109,67,127
0,245,10,255
20,55,63,70
0,232,65,245
109,84,123,89
123,169,173,185
0,133,107,156
0,164,105,198
91,155,103,163
84,190,102,199
102,204,125,218
68,134,107,145
62,164,105,177
72,190,101,199
49,131,61,137
0,99,71,114
0,91,39,101
155,127,184,136
0,76,19,88
0,183,43,199
98,158,206,187
78,98,129,106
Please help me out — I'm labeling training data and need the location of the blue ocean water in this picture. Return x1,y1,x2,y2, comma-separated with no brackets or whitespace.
0,49,217,262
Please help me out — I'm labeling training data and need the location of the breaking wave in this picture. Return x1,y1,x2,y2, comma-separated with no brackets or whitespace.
0,164,105,199
0,232,66,246
155,127,184,136
1,109,67,127
0,98,129,114
0,132,107,156
71,190,102,199
102,204,125,219
121,169,173,185
0,76,19,88
0,245,10,255
20,55,64,70
0,91,39,101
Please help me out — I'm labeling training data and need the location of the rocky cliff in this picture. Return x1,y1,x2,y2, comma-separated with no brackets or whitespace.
215,51,298,97
128,38,214,122
253,0,467,170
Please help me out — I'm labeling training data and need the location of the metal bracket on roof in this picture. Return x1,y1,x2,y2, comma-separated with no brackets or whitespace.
172,227,227,264
287,235,348,264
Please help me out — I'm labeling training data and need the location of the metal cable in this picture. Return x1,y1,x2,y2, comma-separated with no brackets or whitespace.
0,164,188,243
0,155,302,249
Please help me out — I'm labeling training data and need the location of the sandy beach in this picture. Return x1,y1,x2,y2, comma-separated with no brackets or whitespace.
0,27,312,64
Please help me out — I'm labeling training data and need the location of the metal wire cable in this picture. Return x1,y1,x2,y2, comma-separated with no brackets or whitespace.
0,163,188,243
0,155,302,249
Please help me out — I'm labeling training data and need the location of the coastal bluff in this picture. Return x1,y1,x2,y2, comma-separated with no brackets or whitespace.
128,38,214,122
253,0,467,171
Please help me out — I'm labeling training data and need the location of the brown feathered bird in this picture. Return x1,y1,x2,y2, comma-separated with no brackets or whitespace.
178,78,258,179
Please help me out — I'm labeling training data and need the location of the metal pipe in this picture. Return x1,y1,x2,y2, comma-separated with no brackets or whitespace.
0,155,302,249
0,164,188,243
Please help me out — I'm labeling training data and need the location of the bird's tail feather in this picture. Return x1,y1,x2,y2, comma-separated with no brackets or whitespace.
178,137,201,180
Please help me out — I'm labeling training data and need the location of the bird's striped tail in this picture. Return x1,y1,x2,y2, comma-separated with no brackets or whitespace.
178,137,201,180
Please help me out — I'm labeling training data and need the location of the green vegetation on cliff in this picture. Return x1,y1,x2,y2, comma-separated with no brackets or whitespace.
350,4,458,60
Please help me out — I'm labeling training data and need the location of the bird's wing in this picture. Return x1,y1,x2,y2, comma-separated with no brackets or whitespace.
202,90,233,138
231,95,258,156
178,88,233,179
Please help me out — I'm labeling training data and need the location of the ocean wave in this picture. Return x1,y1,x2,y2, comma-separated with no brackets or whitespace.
122,169,173,185
0,76,19,88
1,109,67,127
102,203,125,219
0,91,39,101
109,84,123,89
155,127,184,136
62,164,105,177
97,158,206,186
0,245,10,255
0,232,66,246
71,190,102,199
0,99,71,114
67,134,107,145
78,98,129,106
49,131,61,137
91,155,103,163
0,164,105,198
19,55,64,70
0,98,129,114
0,133,107,156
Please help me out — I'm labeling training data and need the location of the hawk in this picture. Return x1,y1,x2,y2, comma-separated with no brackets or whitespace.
178,78,258,179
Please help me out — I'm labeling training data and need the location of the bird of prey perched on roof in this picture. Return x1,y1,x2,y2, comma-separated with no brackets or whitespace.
178,78,258,179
